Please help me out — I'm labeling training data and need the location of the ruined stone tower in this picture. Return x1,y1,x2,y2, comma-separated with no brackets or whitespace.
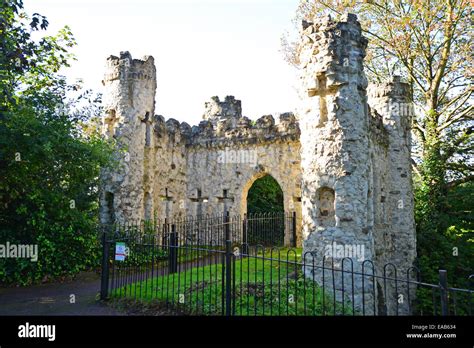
100,14,416,314
100,51,157,224
298,14,416,314
368,76,417,286
299,13,375,313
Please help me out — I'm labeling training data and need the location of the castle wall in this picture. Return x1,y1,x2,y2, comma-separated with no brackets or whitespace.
368,78,417,314
100,14,416,313
368,109,390,266
149,116,188,221
100,73,303,244
185,106,302,245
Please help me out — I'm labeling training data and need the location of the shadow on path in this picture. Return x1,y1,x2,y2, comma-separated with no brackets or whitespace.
0,272,122,315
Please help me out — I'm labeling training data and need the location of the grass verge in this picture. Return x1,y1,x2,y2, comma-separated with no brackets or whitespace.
110,248,356,316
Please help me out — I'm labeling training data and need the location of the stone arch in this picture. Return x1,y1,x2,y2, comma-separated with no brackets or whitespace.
240,170,286,216
246,174,284,214
240,171,286,246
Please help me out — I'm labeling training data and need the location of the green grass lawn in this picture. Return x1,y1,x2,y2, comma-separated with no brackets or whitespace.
110,248,356,316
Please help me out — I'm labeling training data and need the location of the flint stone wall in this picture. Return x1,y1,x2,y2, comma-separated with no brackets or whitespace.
100,13,416,315
298,14,415,314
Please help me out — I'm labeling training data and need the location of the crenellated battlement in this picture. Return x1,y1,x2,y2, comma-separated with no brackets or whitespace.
368,76,412,99
299,13,368,97
103,51,155,83
203,95,242,121
151,99,300,149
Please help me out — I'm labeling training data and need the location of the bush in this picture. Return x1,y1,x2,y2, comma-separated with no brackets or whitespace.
0,2,115,285
0,104,114,285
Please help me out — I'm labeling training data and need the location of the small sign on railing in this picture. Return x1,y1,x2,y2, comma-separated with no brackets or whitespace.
115,242,127,261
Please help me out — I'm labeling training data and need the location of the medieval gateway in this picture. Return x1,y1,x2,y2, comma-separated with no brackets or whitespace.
99,14,417,314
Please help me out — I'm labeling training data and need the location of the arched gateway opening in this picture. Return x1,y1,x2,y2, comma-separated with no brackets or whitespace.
245,174,285,246
247,175,284,214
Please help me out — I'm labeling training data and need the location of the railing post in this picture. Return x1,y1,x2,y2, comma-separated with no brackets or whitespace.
100,229,110,300
162,218,168,251
168,224,178,274
292,211,297,248
439,269,449,316
224,211,232,316
242,213,248,255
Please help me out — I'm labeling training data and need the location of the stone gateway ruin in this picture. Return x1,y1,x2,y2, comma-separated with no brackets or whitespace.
99,14,416,314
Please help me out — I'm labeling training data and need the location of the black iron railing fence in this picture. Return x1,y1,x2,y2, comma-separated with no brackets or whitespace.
103,212,295,249
100,212,473,316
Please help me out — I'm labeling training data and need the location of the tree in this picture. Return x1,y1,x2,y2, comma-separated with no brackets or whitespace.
0,0,115,285
282,0,473,286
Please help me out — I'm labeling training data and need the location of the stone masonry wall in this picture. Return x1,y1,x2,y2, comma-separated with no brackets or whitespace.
297,14,416,314
100,72,303,245
298,13,376,313
100,13,416,314
186,98,302,245
368,77,417,314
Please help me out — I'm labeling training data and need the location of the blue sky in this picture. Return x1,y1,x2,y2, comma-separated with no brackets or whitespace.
24,0,300,126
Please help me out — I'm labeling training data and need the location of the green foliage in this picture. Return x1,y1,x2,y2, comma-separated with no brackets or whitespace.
0,1,114,285
246,176,286,245
415,181,474,313
247,175,284,214
0,105,114,284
